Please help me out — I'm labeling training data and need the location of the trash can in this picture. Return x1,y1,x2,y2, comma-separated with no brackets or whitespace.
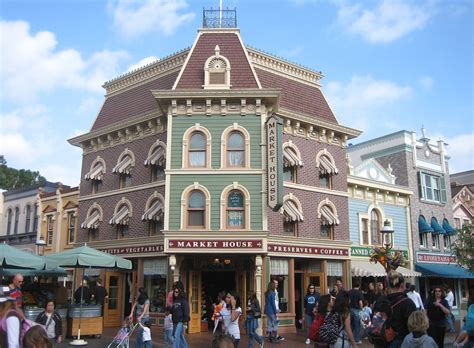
67,304,103,338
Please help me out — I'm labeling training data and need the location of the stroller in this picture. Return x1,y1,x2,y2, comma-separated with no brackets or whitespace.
107,318,138,348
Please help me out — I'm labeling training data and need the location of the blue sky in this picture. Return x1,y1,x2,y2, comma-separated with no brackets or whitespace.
1,0,472,186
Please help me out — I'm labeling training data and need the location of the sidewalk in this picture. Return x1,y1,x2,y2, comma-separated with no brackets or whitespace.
56,328,460,347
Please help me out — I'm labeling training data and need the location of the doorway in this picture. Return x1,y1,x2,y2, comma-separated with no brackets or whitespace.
104,271,124,328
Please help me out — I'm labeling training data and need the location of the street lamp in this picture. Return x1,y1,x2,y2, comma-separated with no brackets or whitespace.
35,237,46,256
369,219,406,274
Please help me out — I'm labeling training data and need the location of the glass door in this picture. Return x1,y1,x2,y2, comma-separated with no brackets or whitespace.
188,271,201,333
304,272,325,296
104,271,124,327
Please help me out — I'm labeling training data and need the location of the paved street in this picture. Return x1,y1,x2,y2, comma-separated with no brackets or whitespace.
56,328,460,347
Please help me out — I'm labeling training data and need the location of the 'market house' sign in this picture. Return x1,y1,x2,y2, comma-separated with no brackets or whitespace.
266,114,283,210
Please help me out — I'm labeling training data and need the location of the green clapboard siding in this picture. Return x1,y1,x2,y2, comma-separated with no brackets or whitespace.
170,114,263,169
168,175,263,230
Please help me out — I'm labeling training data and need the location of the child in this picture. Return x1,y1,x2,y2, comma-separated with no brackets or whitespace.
164,306,174,348
361,299,372,340
401,311,438,348
139,320,152,348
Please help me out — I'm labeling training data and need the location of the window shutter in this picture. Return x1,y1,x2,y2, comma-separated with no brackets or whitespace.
440,175,447,203
417,172,424,199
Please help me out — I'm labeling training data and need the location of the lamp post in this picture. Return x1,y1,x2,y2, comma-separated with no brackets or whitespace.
370,219,406,274
35,237,46,256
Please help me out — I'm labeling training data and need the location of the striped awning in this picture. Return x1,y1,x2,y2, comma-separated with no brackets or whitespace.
442,218,457,235
80,210,100,230
279,200,304,222
142,200,163,221
431,217,446,235
320,205,340,225
85,163,105,181
109,206,130,225
418,215,434,234
144,146,165,167
319,156,338,175
283,146,303,167
112,156,133,174
351,260,421,277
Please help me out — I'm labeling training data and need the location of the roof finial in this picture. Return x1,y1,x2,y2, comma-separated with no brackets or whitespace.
421,125,427,139
219,0,222,27
215,45,220,56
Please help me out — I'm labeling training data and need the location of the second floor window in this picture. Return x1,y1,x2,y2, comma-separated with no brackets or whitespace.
7,209,12,235
283,221,297,235
92,180,102,194
283,166,296,182
151,165,165,182
117,225,129,239
187,190,205,228
361,218,369,245
370,210,381,245
432,233,440,249
226,191,245,228
419,232,428,248
88,229,97,242
148,220,164,236
319,173,331,189
321,224,334,239
444,235,451,249
227,132,245,167
419,172,447,203
14,207,19,234
189,132,206,167
67,212,76,244
32,205,38,232
25,205,31,233
120,174,132,188
47,215,53,245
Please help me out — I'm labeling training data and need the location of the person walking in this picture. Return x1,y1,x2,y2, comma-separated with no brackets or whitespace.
425,286,450,348
171,286,190,348
445,286,456,333
220,292,242,347
303,284,320,345
406,284,424,311
9,273,24,312
128,287,150,348
164,306,174,348
349,280,364,344
273,279,284,341
245,292,264,348
35,300,63,345
332,291,358,348
264,281,279,343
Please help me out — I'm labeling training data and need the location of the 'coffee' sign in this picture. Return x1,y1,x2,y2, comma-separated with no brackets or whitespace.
268,243,349,257
266,114,283,210
168,239,263,249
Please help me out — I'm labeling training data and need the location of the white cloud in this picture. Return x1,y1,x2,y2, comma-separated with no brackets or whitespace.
325,74,412,131
0,20,128,103
336,0,435,43
109,0,195,38
127,56,160,72
78,97,101,115
41,161,81,186
418,76,434,90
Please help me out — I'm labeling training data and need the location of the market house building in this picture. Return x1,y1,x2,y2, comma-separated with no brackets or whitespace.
69,11,360,332
348,129,474,321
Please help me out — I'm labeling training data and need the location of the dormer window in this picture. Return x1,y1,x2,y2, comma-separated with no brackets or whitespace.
204,45,231,89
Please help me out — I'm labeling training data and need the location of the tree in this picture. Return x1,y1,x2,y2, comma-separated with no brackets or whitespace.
451,223,474,272
0,155,47,190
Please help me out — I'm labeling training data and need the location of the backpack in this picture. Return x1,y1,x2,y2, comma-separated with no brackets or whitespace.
308,313,325,341
368,296,408,345
466,304,474,336
319,312,341,344
0,310,36,348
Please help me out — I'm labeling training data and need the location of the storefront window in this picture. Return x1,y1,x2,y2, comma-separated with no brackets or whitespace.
326,261,344,293
270,258,289,313
144,258,168,313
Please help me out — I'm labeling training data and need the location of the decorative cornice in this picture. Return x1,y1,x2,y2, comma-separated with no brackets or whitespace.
246,46,323,87
284,182,349,197
79,180,165,202
103,48,190,95
347,175,413,196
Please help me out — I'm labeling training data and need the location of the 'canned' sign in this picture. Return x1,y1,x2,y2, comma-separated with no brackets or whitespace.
266,114,283,210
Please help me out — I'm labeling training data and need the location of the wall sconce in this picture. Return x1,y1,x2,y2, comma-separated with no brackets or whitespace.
224,259,231,265
214,258,220,264
170,265,175,271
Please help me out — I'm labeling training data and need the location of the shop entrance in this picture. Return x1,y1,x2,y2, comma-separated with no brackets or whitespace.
104,271,124,328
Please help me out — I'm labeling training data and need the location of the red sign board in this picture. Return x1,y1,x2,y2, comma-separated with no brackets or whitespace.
417,253,456,264
268,243,348,257
168,240,263,249
98,244,164,255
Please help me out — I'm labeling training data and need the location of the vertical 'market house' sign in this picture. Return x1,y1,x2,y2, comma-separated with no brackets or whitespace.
266,114,283,210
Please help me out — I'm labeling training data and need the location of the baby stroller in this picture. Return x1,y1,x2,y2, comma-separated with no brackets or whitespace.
107,318,138,348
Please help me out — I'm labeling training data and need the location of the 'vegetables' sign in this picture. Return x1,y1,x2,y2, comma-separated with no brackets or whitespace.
417,253,456,264
98,244,164,255
168,239,263,249
268,243,349,257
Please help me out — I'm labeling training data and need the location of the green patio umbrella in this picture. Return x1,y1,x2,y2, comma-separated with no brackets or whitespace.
0,266,67,277
0,242,57,270
45,245,132,346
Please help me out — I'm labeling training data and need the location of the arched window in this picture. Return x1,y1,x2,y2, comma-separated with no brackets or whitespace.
316,149,338,189
280,194,304,236
113,149,135,189
6,209,12,235
226,190,245,228
317,199,339,240
370,209,381,245
14,207,19,234
204,45,231,89
227,132,245,167
144,141,166,183
189,132,207,167
32,205,38,232
283,141,303,183
142,192,165,236
187,190,205,228
109,198,132,239
25,205,31,233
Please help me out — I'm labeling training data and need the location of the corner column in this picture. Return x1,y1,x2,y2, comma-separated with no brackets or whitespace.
255,255,263,336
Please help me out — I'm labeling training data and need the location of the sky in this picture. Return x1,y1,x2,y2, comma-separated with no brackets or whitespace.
0,0,472,187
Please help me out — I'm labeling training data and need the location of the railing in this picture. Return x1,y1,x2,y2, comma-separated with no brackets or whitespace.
202,8,237,28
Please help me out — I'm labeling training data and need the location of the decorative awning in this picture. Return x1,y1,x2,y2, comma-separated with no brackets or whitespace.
279,200,304,222
109,205,130,225
431,217,446,235
415,263,474,278
320,205,339,225
352,260,421,277
144,146,165,167
112,156,133,174
141,200,164,221
442,219,457,235
85,163,105,181
319,156,338,175
418,216,434,234
283,146,303,167
80,210,100,230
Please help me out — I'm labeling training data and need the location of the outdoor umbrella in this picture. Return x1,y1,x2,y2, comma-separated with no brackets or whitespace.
45,245,132,346
0,242,58,270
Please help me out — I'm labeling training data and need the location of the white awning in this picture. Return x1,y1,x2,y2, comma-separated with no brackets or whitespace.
112,156,133,174
279,200,304,222
319,156,338,175
84,163,105,181
144,146,165,167
81,210,100,230
351,260,422,277
141,200,163,221
321,205,339,225
283,146,303,167
109,205,130,225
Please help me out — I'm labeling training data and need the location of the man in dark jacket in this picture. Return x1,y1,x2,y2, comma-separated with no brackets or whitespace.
35,300,63,344
93,278,108,314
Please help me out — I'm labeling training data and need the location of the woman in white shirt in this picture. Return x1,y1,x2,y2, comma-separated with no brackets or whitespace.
406,284,424,311
220,292,242,347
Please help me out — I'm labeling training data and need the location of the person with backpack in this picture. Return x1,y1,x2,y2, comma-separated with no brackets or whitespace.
304,284,320,345
245,292,264,348
35,300,63,345
308,294,333,346
425,286,450,348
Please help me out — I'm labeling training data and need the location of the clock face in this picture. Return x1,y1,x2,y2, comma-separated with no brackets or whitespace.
369,167,378,179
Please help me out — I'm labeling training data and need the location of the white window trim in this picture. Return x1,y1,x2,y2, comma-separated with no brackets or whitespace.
220,123,251,169
357,205,392,247
180,183,211,230
182,124,212,169
203,45,231,90
220,182,251,230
